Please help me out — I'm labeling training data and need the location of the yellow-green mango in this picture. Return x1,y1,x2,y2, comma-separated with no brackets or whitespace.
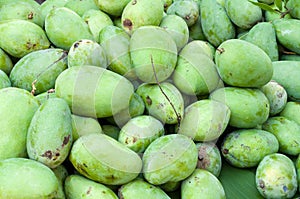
55,65,134,118
69,133,142,185
94,0,131,16
210,87,270,128
9,48,67,95
0,87,39,160
215,39,273,87
272,61,300,101
273,19,300,54
64,0,98,16
286,0,300,19
225,0,262,29
0,158,59,199
0,47,13,74
64,175,118,199
27,98,73,168
0,69,10,89
45,7,94,50
280,102,300,125
0,19,50,58
40,0,68,23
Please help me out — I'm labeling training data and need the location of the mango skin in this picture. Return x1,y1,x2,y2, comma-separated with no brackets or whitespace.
256,153,297,199
280,102,300,125
0,19,50,58
273,19,300,54
45,7,94,50
181,169,226,199
262,116,300,156
69,133,142,185
0,87,39,160
27,98,73,168
52,165,68,199
55,65,134,118
9,48,67,95
272,61,300,101
40,0,69,23
0,69,11,89
143,134,198,185
221,129,279,168
286,0,300,19
215,39,273,88
210,87,270,128
64,0,98,16
0,47,13,74
64,175,118,199
0,158,59,199
94,0,131,16
35,90,57,105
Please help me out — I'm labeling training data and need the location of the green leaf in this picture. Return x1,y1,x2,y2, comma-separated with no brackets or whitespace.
248,1,277,12
218,162,264,199
275,0,282,10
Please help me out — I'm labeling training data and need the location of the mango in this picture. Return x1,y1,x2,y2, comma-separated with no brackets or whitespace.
55,65,134,118
178,99,230,142
221,129,279,168
121,0,164,34
9,48,67,95
94,0,131,16
0,158,59,199
160,181,181,192
210,87,270,128
256,153,297,198
272,61,300,101
181,169,226,199
64,0,98,16
0,69,10,89
45,7,94,50
225,0,262,29
280,102,300,125
136,82,184,124
35,90,57,105
64,175,118,199
102,125,120,140
143,134,198,185
0,87,39,160
215,39,273,87
286,0,300,19
262,116,300,156
280,54,300,61
265,3,291,22
188,17,206,41
200,0,235,47
69,133,142,185
68,39,107,68
118,178,170,199
40,0,68,23
52,165,68,199
0,47,13,74
0,19,50,58
273,19,300,54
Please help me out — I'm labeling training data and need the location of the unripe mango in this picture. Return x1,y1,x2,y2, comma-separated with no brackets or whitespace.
0,69,10,89
64,0,98,16
280,102,300,125
94,0,131,16
0,47,13,74
72,114,102,141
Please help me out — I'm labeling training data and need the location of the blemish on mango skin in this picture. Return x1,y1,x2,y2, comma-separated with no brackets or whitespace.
123,19,133,30
62,135,71,147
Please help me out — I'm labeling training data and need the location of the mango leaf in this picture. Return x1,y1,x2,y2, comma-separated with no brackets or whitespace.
275,0,282,10
248,1,276,12
218,161,264,199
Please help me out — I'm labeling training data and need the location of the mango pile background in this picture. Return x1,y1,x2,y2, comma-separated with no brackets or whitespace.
0,0,300,198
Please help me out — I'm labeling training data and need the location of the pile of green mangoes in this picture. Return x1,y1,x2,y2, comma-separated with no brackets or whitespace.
0,0,300,198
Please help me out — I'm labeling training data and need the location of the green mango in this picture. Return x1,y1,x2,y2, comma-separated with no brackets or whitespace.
260,80,287,116
64,0,98,16
273,19,300,54
130,26,177,83
119,178,170,199
262,116,300,156
256,153,297,198
0,87,39,160
102,125,120,140
159,14,189,52
82,9,113,43
286,0,300,19
215,39,273,87
69,133,142,185
35,90,57,105
200,0,235,47
72,114,103,141
27,98,73,168
68,39,107,68
272,61,300,101
55,65,134,118
0,19,50,58
162,0,173,11
0,48,13,74
94,0,131,16
265,3,291,22
0,1,43,27
10,48,67,95
121,0,164,34
172,41,221,96
242,22,278,61
188,17,206,41
136,82,184,124
99,25,135,79
221,129,279,168
143,134,198,185
181,169,226,199
45,7,94,50
225,0,262,29
0,158,59,199
65,174,118,199
210,87,270,128
196,142,222,177
113,17,122,28
280,102,300,125
178,99,230,142
280,54,300,61
52,165,68,199
160,181,181,192
40,0,68,23
118,115,164,153
0,69,10,89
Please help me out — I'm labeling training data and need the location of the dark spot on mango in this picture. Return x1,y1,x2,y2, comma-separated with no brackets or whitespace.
222,148,229,154
42,150,52,159
146,96,152,105
86,186,92,194
74,42,79,49
132,0,137,5
123,19,133,30
259,179,265,189
62,135,70,147
28,12,33,19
